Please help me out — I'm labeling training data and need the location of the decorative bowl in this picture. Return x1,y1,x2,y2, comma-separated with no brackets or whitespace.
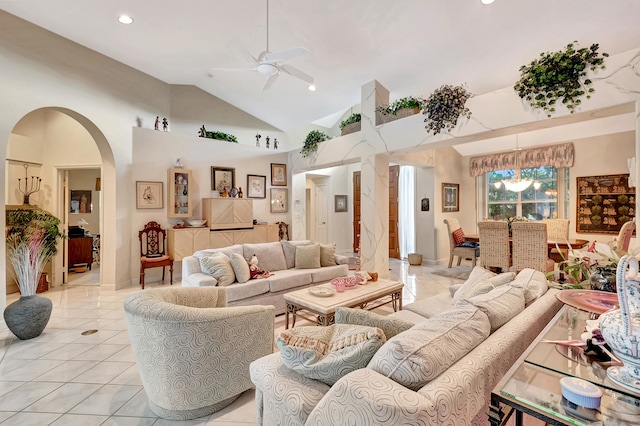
187,219,207,227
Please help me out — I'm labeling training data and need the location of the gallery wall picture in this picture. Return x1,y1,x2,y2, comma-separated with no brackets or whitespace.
136,181,163,209
211,167,236,194
270,188,288,213
70,190,92,214
442,183,459,212
576,173,635,234
271,163,287,186
335,195,348,212
247,174,266,198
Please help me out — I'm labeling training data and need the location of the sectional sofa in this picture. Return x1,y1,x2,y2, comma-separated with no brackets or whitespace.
181,240,349,315
250,267,563,425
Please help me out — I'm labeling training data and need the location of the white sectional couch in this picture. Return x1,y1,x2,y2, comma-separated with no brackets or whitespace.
250,267,563,425
181,240,349,315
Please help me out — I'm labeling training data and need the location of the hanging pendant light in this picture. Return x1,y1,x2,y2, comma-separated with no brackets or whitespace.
502,135,533,192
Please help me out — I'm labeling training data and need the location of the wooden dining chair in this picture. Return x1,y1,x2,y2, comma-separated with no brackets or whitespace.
511,222,555,274
478,221,510,272
443,218,479,268
139,221,173,289
542,218,570,262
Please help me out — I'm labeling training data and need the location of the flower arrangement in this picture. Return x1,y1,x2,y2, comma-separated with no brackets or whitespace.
300,129,331,158
513,42,608,117
423,84,472,135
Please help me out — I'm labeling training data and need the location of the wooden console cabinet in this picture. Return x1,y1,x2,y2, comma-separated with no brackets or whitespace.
202,198,253,230
168,224,281,256
167,227,210,261
68,236,93,270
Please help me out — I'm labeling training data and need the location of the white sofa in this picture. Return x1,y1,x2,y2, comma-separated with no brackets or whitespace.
250,267,563,425
181,240,349,315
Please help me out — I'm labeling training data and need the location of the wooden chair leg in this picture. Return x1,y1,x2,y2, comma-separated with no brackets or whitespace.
162,266,166,282
140,267,145,290
456,257,462,266
169,263,174,285
448,255,454,268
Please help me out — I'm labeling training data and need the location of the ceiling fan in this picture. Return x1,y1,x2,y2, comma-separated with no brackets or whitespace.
210,0,314,90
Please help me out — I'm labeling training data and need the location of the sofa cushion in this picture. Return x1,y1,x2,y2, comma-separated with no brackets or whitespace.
281,240,313,269
458,285,526,333
296,244,321,269
310,264,349,283
335,307,414,339
194,244,243,259
509,268,548,306
277,324,386,386
452,269,515,304
368,304,490,391
268,269,313,293
404,292,455,319
243,242,288,272
320,244,337,267
224,278,270,303
198,253,235,286
229,252,251,284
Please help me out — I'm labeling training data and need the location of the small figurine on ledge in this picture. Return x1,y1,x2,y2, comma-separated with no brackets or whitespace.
154,116,160,131
273,138,279,150
265,136,270,149
255,132,261,147
162,118,169,132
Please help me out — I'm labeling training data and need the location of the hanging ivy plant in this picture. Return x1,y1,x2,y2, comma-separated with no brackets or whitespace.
513,42,608,117
423,84,472,135
339,113,361,130
300,129,330,158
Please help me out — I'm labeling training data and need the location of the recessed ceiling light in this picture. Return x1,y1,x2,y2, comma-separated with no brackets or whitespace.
118,15,134,25
308,84,316,92
481,0,495,4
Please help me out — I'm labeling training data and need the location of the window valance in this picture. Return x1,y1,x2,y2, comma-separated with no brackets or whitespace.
469,142,574,177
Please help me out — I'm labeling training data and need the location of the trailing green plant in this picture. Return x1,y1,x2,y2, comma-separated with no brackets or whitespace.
198,125,238,143
423,84,472,135
339,113,361,131
377,96,426,116
6,207,66,296
300,129,330,158
514,42,608,117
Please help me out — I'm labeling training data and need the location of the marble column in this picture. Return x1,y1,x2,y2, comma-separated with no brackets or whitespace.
635,101,640,228
360,153,390,278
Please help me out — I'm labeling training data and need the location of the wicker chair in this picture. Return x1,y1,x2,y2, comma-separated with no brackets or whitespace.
511,222,555,273
477,221,510,272
443,218,479,268
609,218,635,255
542,218,570,263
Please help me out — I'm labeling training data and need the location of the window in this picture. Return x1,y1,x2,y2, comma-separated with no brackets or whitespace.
487,166,561,220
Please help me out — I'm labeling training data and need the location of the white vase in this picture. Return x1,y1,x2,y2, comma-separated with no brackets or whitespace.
599,255,640,392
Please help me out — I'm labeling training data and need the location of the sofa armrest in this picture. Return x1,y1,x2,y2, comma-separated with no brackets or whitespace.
335,254,350,265
306,368,433,425
182,272,217,287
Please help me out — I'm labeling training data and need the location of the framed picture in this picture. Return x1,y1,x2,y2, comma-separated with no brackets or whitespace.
136,181,163,209
270,188,288,213
335,195,348,212
442,183,459,212
70,190,92,214
576,174,635,234
211,167,235,194
247,174,266,198
271,163,287,186
421,197,430,212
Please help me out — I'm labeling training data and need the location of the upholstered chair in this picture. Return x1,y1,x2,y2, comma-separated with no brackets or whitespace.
609,218,635,256
124,287,275,420
478,221,510,272
542,218,570,262
443,218,479,268
511,222,555,273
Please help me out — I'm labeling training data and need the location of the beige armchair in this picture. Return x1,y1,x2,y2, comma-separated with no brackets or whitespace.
124,287,275,420
609,218,635,256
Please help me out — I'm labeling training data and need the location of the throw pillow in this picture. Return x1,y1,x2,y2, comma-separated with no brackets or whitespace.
452,271,515,305
281,240,313,269
295,244,321,269
320,243,337,267
242,242,288,272
452,228,465,246
368,304,490,391
449,283,463,298
335,307,414,339
277,324,386,386
198,252,236,286
451,266,497,304
457,285,525,333
509,268,549,305
229,252,250,284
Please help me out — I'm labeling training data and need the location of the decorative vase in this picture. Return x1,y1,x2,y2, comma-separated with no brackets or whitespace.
599,255,640,392
3,295,53,340
590,267,617,293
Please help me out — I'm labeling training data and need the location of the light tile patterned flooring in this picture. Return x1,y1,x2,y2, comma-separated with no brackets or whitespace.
0,259,464,425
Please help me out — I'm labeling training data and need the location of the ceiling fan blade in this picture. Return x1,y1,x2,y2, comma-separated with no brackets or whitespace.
281,64,314,84
263,73,279,90
263,47,309,63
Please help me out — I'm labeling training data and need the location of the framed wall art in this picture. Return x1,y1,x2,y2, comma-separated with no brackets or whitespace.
70,189,92,214
271,163,287,186
136,181,163,209
270,188,288,213
442,183,459,212
247,174,266,198
576,173,635,234
211,166,235,195
335,195,348,212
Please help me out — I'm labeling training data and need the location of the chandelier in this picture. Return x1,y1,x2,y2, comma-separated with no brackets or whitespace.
493,135,539,193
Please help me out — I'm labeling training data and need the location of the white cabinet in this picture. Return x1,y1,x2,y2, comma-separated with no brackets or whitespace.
202,198,253,230
167,227,209,260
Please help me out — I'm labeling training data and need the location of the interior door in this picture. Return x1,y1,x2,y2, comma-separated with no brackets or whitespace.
315,183,328,243
353,171,361,253
389,165,400,258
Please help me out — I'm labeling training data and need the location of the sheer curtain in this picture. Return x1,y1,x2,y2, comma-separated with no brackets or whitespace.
398,165,416,259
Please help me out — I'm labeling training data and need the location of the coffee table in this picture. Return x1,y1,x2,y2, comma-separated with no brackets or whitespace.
284,278,403,329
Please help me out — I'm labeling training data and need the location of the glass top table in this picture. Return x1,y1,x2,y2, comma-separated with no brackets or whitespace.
490,304,640,426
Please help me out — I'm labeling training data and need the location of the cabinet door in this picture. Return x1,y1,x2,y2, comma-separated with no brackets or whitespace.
253,225,267,243
167,229,192,261
168,169,193,218
234,229,255,245
210,231,234,249
193,228,210,252
266,224,280,242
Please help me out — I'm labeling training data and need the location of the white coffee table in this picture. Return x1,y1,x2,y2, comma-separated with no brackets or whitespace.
284,278,404,328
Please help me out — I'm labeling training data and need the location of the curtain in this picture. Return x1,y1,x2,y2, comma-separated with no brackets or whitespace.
469,142,574,177
398,165,416,259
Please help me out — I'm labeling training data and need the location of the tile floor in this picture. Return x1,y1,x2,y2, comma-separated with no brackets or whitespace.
0,259,464,425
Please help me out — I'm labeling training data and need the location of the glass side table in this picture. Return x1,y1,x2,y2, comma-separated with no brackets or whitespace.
490,305,640,426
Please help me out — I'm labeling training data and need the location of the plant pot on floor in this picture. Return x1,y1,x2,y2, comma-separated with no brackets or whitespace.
4,295,53,340
408,253,423,265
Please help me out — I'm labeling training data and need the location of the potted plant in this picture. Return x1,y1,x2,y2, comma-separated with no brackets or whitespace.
377,96,426,118
514,42,608,117
300,129,331,158
5,207,65,339
339,113,361,136
423,84,472,135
